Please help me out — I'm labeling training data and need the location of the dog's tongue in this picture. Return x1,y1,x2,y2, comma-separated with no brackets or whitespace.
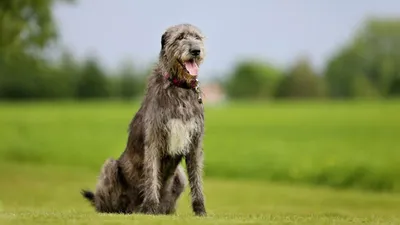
184,61,199,76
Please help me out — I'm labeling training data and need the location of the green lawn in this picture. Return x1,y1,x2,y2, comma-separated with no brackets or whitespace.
0,100,399,191
1,100,400,224
1,163,400,225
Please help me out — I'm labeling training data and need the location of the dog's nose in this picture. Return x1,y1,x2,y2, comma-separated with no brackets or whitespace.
190,48,201,56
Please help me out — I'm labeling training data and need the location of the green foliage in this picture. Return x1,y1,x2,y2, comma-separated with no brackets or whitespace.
324,17,400,98
388,76,400,96
56,50,81,98
0,0,147,101
0,50,149,100
0,54,65,99
76,56,111,99
116,60,146,101
225,59,281,99
0,0,87,100
2,12,400,101
1,101,399,192
275,57,326,99
0,0,74,56
222,17,400,100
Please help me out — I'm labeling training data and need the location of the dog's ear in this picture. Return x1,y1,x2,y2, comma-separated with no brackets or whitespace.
161,32,169,50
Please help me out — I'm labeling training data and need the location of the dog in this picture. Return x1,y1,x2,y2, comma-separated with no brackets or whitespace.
81,23,207,216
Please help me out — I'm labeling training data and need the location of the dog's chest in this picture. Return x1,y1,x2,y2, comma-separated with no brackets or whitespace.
166,118,199,156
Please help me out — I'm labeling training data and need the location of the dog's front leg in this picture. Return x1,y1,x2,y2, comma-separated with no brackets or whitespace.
185,138,207,216
140,142,160,215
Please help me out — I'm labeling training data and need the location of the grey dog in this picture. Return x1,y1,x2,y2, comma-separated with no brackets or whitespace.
81,23,207,216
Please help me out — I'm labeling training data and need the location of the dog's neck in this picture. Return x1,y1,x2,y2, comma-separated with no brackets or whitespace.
164,72,197,89
163,72,203,104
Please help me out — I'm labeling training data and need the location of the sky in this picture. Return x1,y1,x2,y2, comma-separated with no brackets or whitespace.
53,0,400,80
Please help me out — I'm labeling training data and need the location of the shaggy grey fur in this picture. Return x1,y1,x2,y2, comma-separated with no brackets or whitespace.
81,23,207,216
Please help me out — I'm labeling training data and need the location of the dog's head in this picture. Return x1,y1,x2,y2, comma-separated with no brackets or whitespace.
159,24,206,83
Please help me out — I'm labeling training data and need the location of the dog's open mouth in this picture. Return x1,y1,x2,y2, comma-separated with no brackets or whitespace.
183,59,199,76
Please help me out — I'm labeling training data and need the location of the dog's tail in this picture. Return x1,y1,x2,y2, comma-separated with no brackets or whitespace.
81,189,95,205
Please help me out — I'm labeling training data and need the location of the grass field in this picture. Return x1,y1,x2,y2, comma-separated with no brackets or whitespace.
1,162,400,225
1,100,400,191
0,100,400,224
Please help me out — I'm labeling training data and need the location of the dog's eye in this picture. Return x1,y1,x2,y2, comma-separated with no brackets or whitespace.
177,33,185,40
194,35,201,40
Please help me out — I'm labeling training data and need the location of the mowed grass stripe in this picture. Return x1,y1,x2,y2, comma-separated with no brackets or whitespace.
0,100,399,192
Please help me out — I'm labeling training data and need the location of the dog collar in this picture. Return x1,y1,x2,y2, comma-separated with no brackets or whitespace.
164,73,203,104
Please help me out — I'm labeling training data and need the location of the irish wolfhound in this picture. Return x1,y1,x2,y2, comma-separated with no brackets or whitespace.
81,23,207,216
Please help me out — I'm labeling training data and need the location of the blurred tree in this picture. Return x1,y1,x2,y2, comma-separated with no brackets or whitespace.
54,49,81,98
0,0,74,56
324,17,400,98
76,56,111,99
0,55,37,99
117,59,145,100
0,54,57,99
0,0,75,100
388,76,400,96
324,43,363,98
224,59,282,100
275,57,325,99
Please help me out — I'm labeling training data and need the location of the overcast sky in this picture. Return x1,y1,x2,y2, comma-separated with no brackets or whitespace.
53,0,400,80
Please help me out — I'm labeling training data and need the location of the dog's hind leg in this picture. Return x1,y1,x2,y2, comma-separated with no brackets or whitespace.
159,165,187,215
82,158,127,213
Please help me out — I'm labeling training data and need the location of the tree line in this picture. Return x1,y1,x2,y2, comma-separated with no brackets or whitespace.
0,0,144,101
1,1,400,101
0,51,147,100
225,18,400,100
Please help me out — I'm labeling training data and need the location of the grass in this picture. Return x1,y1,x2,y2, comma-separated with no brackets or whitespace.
1,100,400,224
1,162,400,225
0,100,399,192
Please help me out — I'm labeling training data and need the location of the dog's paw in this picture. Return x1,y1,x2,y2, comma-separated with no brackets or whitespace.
139,201,159,215
192,201,207,217
194,210,207,217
